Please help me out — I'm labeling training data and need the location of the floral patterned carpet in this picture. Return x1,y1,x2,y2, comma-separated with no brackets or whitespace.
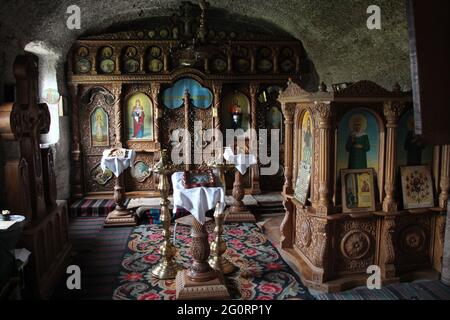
112,222,314,300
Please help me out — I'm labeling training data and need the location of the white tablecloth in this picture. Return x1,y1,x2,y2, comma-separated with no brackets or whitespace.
101,149,136,177
171,172,225,224
223,147,257,175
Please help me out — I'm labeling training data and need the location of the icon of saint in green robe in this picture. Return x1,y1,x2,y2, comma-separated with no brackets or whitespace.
346,114,370,169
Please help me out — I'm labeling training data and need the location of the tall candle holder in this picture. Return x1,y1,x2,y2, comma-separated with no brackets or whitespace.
208,160,236,275
151,150,181,280
209,204,236,274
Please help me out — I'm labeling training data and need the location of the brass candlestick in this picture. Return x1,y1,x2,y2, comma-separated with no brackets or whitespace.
151,150,181,280
209,204,236,275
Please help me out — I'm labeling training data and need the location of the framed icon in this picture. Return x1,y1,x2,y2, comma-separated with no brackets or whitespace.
341,169,376,213
401,165,435,209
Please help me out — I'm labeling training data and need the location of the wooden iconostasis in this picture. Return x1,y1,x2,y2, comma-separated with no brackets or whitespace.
67,5,299,199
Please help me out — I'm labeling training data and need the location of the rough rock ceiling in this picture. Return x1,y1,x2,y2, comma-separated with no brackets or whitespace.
0,0,411,90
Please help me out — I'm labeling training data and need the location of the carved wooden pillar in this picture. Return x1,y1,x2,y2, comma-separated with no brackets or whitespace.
184,90,191,171
138,45,146,74
151,83,161,144
439,145,450,208
295,52,300,74
212,83,222,131
433,146,441,192
91,47,98,75
281,102,296,195
111,84,123,147
212,83,222,160
250,47,256,74
250,83,260,194
68,83,83,198
227,48,233,74
163,49,169,73
383,102,404,212
381,216,397,280
273,48,279,74
204,58,210,74
113,45,121,75
442,197,450,285
313,103,332,214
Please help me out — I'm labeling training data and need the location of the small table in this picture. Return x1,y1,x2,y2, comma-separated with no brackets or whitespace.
224,148,257,222
171,172,230,300
101,148,137,227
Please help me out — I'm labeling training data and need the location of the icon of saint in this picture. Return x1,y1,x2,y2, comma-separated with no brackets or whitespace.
346,114,370,169
95,111,105,143
302,116,312,164
132,99,145,138
404,116,425,166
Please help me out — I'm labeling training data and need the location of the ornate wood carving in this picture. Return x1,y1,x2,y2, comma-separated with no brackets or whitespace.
281,102,296,194
249,83,260,193
279,79,310,100
382,101,405,212
294,209,329,269
380,216,397,279
280,198,294,248
396,214,432,270
334,80,394,98
111,83,123,147
151,83,161,144
212,82,222,132
311,103,332,214
335,219,377,273
9,55,50,219
439,145,450,208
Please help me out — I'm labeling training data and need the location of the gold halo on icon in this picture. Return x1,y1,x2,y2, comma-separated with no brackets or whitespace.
348,113,368,132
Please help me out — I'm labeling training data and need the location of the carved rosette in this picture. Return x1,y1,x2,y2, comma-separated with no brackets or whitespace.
396,215,431,268
336,219,377,272
399,225,426,254
299,218,312,248
294,210,328,269
340,230,371,260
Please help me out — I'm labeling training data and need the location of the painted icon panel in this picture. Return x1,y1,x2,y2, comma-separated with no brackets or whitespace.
127,93,154,141
90,107,109,147
221,91,250,132
401,165,435,209
397,109,433,167
337,109,380,178
341,169,376,213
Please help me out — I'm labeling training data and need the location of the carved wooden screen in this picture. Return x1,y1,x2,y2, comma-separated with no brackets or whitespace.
79,85,116,194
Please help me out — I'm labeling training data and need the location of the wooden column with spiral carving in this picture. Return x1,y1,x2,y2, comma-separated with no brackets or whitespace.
380,216,398,281
312,102,333,214
281,102,296,195
151,83,161,145
212,83,222,161
112,83,123,148
439,145,450,209
250,83,261,194
68,83,83,198
382,102,404,212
